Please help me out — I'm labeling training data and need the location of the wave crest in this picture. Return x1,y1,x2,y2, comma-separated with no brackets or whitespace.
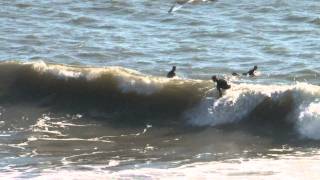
185,83,320,139
0,61,319,139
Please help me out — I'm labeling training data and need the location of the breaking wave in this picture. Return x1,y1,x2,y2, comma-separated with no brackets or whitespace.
185,83,320,140
0,61,209,124
0,61,320,140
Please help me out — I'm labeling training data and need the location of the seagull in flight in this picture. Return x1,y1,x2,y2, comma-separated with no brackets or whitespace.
168,0,217,13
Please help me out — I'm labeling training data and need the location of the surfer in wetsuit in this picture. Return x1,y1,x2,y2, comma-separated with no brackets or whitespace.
232,65,258,77
212,75,231,97
243,65,258,76
167,66,176,78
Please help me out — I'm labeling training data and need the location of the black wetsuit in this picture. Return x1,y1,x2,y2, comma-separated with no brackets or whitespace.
167,70,176,78
215,79,231,97
243,68,256,76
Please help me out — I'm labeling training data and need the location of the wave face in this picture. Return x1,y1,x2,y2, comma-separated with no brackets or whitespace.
0,61,320,140
0,61,209,124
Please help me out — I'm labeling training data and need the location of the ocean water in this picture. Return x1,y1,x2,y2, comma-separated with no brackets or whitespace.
0,0,320,179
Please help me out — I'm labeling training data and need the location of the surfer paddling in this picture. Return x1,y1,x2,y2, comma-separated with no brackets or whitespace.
212,75,231,97
243,65,258,76
232,65,258,77
168,0,217,13
167,66,176,78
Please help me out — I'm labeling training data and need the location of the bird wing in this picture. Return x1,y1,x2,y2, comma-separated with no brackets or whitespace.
168,2,185,13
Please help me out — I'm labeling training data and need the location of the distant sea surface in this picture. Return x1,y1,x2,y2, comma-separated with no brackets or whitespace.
0,0,320,179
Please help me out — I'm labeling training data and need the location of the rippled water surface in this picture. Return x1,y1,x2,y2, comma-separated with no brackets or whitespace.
1,0,320,81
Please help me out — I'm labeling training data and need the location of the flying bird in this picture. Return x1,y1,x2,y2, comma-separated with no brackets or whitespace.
168,0,217,13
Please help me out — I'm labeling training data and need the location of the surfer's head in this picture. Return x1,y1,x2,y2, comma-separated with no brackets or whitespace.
172,66,176,71
253,65,258,70
211,75,217,82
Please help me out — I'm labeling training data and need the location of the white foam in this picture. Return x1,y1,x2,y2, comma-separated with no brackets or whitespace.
31,61,83,79
3,153,318,180
116,74,166,95
28,61,171,95
18,61,320,139
186,83,290,126
297,102,320,140
186,82,320,139
108,160,120,167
